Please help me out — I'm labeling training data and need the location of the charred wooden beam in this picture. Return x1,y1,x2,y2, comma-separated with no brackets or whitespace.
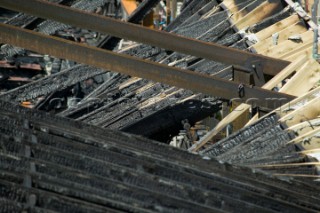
0,100,319,212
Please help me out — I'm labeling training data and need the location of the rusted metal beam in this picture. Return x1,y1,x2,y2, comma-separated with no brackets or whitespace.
0,23,295,109
99,0,161,49
0,0,290,76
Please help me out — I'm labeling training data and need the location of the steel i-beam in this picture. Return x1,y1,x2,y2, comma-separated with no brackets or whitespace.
0,24,295,109
0,0,290,76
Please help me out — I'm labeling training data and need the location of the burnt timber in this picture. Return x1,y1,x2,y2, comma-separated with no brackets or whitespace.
0,0,320,212
0,0,299,141
0,100,319,212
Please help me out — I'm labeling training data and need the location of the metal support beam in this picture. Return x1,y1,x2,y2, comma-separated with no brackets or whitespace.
0,0,290,76
99,0,161,49
0,23,295,109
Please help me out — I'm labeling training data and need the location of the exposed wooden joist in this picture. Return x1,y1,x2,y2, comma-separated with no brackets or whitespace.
254,14,301,41
252,21,307,53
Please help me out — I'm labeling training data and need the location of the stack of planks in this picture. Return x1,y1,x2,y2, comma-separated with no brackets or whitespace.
0,100,320,212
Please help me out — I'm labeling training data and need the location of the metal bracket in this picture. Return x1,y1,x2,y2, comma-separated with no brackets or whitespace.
246,60,266,87
233,60,266,87
257,106,272,118
232,65,253,85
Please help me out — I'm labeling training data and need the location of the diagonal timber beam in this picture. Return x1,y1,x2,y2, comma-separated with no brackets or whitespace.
0,0,290,76
0,23,295,109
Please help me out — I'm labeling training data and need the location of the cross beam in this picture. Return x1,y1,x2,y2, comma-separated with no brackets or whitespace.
0,23,295,109
0,0,290,76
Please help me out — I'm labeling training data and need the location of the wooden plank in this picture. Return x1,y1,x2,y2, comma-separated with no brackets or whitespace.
289,126,320,150
263,54,308,91
136,83,155,94
280,60,320,95
261,30,314,57
280,40,313,60
279,97,320,127
234,0,283,30
283,42,313,61
275,86,320,118
231,101,250,132
254,14,301,41
139,89,182,109
119,77,141,90
245,113,259,127
252,21,307,52
299,148,320,154
288,118,320,136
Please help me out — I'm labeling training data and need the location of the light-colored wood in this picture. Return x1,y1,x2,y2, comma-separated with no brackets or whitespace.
252,21,307,52
201,6,221,19
234,0,283,30
280,60,320,95
299,149,320,154
119,77,141,90
247,86,320,131
245,113,259,127
254,14,301,41
283,43,313,61
288,125,320,150
288,118,320,136
280,40,313,60
139,88,182,109
178,94,200,103
275,86,320,117
263,54,307,91
261,30,314,57
136,83,155,94
231,101,250,131
279,97,320,127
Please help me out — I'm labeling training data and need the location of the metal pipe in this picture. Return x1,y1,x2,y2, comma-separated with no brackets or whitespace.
0,0,290,76
0,23,295,109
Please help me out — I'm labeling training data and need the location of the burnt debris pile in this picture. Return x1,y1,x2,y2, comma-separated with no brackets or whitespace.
0,0,320,212
0,100,319,212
